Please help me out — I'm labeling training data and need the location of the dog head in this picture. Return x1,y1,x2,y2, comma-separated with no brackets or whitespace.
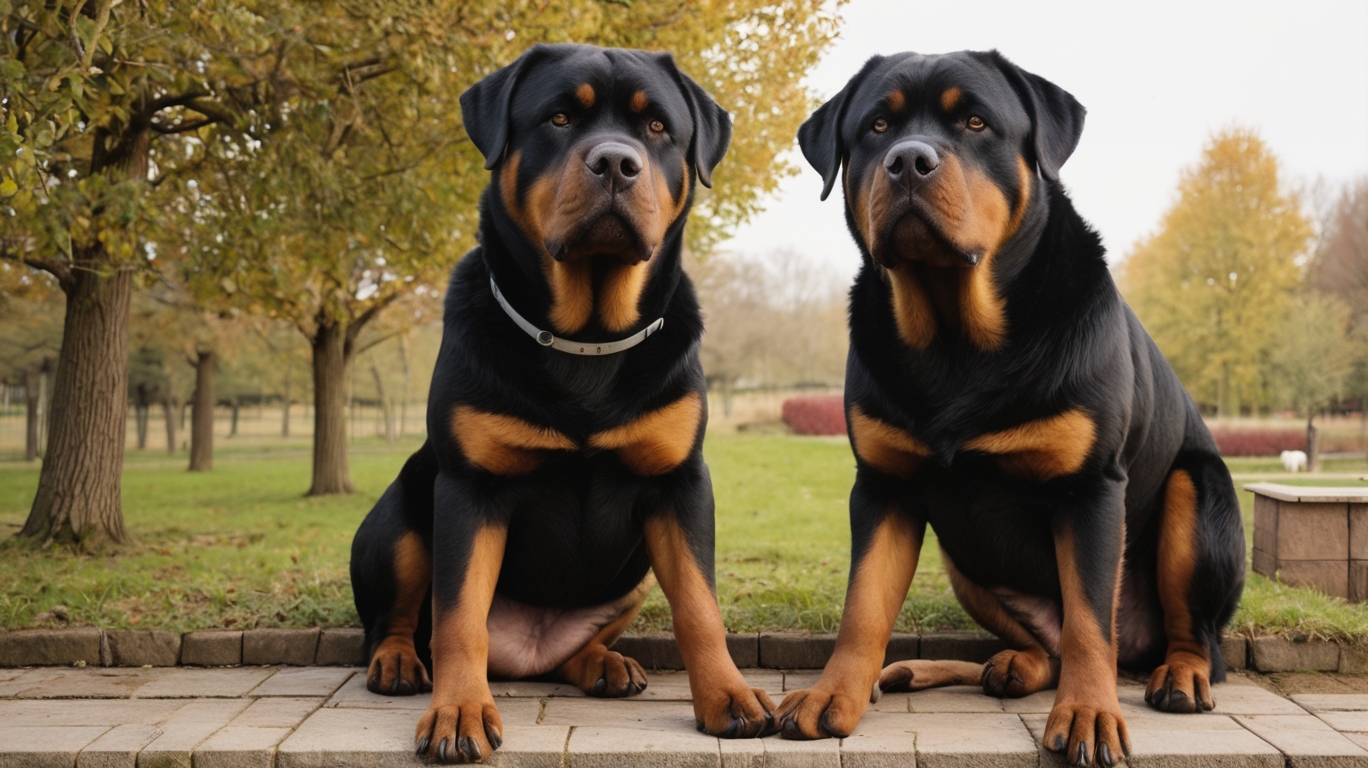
798,50,1084,270
462,43,730,267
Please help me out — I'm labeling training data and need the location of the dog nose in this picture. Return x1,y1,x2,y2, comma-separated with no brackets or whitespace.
884,140,940,186
586,142,642,188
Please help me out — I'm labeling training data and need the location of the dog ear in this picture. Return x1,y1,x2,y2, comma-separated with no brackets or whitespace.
659,54,732,189
985,50,1086,182
460,45,552,170
798,56,883,201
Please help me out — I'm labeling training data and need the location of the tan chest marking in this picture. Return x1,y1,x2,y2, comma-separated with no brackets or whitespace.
451,406,576,476
589,392,702,476
848,405,931,479
964,409,1096,482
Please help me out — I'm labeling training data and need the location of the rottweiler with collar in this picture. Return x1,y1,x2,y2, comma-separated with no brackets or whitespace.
350,43,776,764
775,51,1244,766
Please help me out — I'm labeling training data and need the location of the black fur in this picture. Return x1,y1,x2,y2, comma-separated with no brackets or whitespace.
802,49,1244,686
351,43,728,671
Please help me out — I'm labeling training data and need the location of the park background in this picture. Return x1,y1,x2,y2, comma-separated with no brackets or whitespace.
2,0,1367,641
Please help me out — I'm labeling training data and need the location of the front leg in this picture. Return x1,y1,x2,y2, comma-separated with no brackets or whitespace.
778,476,924,739
643,475,776,738
1047,478,1131,768
416,473,507,765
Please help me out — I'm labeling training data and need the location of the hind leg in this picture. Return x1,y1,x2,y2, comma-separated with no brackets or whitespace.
351,480,433,696
555,578,652,697
1147,458,1243,713
880,550,1060,698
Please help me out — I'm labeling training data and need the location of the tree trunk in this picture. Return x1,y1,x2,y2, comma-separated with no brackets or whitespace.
36,358,50,455
189,350,215,472
23,371,38,462
398,334,411,439
1306,407,1320,473
134,382,152,451
281,374,292,438
20,263,133,547
229,400,239,438
370,362,396,443
309,322,354,495
162,397,179,455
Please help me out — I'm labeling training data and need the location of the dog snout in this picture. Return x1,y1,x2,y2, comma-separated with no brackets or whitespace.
585,142,643,190
884,140,940,188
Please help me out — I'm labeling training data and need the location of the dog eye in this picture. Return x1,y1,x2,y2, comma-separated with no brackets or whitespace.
649,119,665,133
551,113,570,127
967,116,986,131
872,117,888,133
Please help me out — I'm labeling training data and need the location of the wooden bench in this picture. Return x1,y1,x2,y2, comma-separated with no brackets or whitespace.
1248,483,1368,600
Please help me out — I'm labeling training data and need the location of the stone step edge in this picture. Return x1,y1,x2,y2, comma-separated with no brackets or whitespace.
0,627,1356,674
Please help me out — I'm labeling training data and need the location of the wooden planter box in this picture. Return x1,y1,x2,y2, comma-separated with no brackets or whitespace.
1248,483,1368,600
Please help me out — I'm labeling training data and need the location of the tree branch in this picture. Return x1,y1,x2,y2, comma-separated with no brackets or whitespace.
346,291,403,344
151,118,213,135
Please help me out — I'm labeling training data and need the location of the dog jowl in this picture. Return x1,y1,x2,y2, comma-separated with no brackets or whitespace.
350,44,773,765
776,50,1244,768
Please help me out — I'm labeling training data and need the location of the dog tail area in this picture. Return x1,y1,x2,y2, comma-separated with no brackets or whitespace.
877,659,984,695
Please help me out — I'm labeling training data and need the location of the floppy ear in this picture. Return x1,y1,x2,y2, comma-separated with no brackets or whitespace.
660,54,732,189
459,45,551,170
798,56,882,201
986,50,1086,182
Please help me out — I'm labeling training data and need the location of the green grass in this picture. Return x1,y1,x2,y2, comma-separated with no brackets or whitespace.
1,435,1366,638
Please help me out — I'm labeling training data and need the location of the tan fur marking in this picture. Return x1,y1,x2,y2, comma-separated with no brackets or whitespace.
964,409,1096,482
1150,469,1213,709
940,87,962,112
1047,525,1128,756
886,89,906,113
367,531,434,693
452,406,577,475
782,510,923,737
644,513,773,735
589,392,702,476
576,83,596,108
848,404,931,478
630,89,649,113
546,259,595,334
429,524,506,704
886,267,938,350
555,577,652,693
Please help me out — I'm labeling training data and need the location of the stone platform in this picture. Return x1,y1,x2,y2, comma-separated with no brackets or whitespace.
4,665,1368,767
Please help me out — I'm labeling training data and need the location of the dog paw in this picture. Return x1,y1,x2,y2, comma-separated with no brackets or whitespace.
981,649,1057,698
694,680,776,738
565,646,648,698
366,641,432,696
776,686,865,740
415,698,503,764
1146,656,1214,713
1044,698,1130,767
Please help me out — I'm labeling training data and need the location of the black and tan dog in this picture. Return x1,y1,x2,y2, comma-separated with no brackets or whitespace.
775,51,1244,766
350,44,775,764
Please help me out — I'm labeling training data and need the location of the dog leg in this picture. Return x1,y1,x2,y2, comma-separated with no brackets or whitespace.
644,500,775,738
1045,483,1130,768
555,578,652,697
1148,469,1210,712
416,476,507,765
365,531,433,696
778,485,923,739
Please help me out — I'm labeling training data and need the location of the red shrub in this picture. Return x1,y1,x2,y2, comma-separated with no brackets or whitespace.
782,395,846,436
1208,427,1305,457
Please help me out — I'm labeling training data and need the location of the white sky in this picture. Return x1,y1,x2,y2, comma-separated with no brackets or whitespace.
720,0,1368,277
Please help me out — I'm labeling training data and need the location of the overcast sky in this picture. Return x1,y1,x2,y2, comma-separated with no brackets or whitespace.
720,0,1368,277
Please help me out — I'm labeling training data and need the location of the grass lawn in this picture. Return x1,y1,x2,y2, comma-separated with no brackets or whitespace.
1,435,1366,638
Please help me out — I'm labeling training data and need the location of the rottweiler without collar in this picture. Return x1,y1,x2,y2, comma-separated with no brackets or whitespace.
350,43,775,764
774,51,1244,767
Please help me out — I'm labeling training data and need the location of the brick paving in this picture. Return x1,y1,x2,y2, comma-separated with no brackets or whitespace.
2,666,1368,766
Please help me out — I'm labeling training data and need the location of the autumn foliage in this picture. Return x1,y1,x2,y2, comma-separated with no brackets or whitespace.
781,395,846,435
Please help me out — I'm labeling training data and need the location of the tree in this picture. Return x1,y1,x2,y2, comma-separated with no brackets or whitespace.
1118,127,1313,416
1268,294,1354,471
0,286,63,461
175,0,843,494
0,1,272,546
1310,177,1368,459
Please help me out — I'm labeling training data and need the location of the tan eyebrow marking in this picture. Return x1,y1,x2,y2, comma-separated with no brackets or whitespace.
886,89,906,113
576,83,595,108
630,90,649,113
941,87,962,111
